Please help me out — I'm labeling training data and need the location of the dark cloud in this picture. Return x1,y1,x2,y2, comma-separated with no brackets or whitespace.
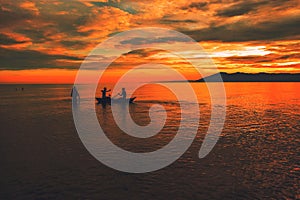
160,19,198,24
221,53,300,65
2,1,94,45
222,55,275,64
216,1,267,17
123,49,164,57
120,36,192,45
34,1,94,37
181,2,208,11
246,63,299,69
0,3,34,28
60,40,90,48
0,33,27,45
216,0,295,17
182,14,300,41
90,0,138,14
15,29,46,43
279,53,300,60
0,47,82,70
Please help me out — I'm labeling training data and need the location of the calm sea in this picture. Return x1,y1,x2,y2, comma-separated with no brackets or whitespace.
0,83,299,199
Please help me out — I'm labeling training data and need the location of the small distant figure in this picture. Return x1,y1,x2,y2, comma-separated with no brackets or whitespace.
118,88,127,100
101,87,111,99
21,87,24,91
71,86,80,104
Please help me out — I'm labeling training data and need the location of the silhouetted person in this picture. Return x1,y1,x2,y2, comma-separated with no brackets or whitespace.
71,86,80,104
101,87,111,99
21,88,24,91
118,88,127,100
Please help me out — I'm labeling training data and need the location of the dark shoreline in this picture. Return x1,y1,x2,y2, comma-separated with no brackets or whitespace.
194,72,300,82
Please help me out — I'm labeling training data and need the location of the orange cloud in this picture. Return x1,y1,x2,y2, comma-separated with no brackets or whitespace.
19,1,39,15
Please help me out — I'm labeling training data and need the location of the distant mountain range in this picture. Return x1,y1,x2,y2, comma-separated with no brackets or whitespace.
195,72,300,82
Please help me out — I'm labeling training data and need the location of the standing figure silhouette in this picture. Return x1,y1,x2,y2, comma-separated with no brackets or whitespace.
118,88,127,100
101,87,111,99
71,86,80,104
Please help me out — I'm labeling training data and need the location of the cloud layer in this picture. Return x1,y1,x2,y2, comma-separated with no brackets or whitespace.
0,0,299,82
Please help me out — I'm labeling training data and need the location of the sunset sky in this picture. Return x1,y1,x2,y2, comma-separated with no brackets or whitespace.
0,0,299,83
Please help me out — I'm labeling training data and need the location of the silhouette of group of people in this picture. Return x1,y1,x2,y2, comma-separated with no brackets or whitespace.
101,87,126,100
71,86,127,104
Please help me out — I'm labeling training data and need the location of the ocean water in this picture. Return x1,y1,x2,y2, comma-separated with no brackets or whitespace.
0,83,299,199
